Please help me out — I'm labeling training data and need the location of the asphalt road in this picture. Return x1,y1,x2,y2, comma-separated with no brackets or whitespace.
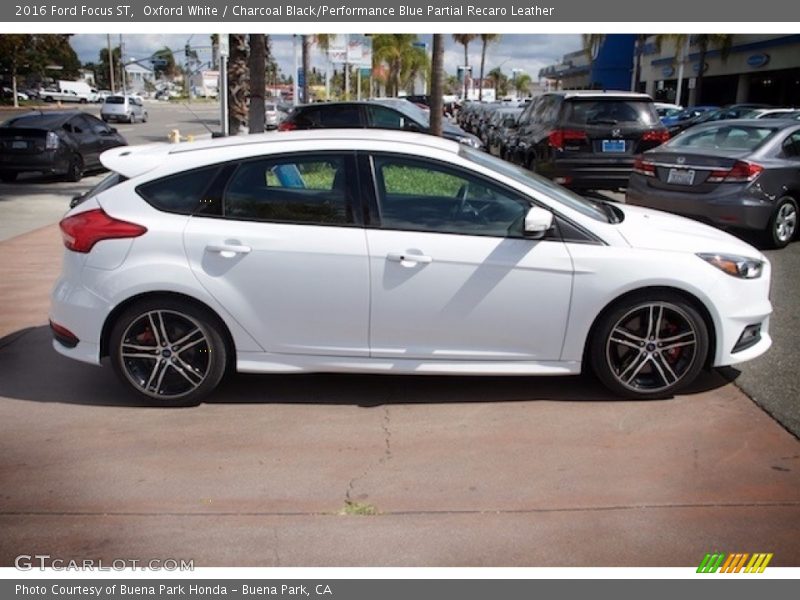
0,104,798,566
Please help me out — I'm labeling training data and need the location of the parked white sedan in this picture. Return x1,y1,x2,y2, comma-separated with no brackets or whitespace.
50,130,772,405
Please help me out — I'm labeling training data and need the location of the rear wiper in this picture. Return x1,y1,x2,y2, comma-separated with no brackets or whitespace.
600,201,621,224
587,118,619,125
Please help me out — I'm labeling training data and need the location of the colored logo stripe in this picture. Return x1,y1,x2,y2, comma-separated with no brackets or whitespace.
697,552,773,573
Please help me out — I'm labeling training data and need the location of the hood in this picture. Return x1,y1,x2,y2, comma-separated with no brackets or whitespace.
615,204,765,259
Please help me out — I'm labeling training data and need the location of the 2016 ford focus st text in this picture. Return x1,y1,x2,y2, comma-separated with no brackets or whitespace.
50,130,772,406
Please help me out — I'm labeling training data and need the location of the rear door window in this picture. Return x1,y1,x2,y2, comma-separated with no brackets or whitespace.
295,105,363,128
223,154,355,225
137,166,221,214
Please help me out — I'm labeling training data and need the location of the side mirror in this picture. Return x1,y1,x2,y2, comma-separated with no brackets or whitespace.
523,206,554,239
404,120,422,132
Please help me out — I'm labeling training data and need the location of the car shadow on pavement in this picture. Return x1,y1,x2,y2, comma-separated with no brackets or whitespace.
0,172,105,200
0,326,738,408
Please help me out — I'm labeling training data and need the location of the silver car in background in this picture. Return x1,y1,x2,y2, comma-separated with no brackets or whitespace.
101,95,148,124
265,102,287,130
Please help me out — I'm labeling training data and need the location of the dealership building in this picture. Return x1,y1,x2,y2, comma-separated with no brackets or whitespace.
540,34,800,107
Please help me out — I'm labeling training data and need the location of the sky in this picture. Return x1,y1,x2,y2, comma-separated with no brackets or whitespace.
70,33,582,81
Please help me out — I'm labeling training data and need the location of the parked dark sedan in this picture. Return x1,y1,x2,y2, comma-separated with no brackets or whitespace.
626,120,800,248
277,100,482,148
485,107,523,158
0,111,126,182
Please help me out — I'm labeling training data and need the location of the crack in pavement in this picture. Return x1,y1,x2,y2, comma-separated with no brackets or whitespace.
3,501,799,518
344,405,392,505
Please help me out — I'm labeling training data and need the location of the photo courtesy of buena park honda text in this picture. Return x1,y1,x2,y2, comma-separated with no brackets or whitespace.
0,0,799,596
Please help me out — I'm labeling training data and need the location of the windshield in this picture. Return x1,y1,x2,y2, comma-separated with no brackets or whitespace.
376,99,430,127
459,146,609,222
666,124,777,152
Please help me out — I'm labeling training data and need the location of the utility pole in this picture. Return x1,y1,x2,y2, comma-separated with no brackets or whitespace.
107,34,115,93
344,33,350,100
119,34,127,95
292,35,299,105
219,34,229,136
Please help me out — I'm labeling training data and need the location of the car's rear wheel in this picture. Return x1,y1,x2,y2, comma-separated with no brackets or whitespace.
142,112,148,123
109,299,228,407
0,171,18,183
590,292,709,399
65,154,83,182
765,196,797,249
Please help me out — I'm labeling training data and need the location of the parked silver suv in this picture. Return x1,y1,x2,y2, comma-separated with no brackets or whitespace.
101,95,148,124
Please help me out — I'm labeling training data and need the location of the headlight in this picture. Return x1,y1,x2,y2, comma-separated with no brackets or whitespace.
697,253,764,279
458,135,482,149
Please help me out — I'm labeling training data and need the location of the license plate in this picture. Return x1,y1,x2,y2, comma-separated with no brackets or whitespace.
11,140,28,149
602,140,626,153
667,168,695,185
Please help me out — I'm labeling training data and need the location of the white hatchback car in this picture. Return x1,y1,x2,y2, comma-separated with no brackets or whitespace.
50,130,772,406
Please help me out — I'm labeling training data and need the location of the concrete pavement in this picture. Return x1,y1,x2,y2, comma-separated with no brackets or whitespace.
0,225,799,566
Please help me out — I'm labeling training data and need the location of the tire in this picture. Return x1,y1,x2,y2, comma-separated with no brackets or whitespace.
527,155,537,173
80,98,87,104
65,154,83,182
589,291,709,399
108,298,228,407
0,171,18,183
101,116,109,123
764,196,797,249
44,96,54,103
129,113,135,124
142,112,148,123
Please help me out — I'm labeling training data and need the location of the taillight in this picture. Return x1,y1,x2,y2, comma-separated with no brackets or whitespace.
632,156,656,177
642,129,670,144
59,209,147,253
707,160,764,183
45,131,60,150
277,121,296,132
548,129,587,150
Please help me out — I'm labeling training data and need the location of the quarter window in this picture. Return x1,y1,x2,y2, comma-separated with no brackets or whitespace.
223,155,352,225
137,166,221,214
782,132,800,158
373,155,529,237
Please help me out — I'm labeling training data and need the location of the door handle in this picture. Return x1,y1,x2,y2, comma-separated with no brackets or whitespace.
386,252,432,265
205,243,252,257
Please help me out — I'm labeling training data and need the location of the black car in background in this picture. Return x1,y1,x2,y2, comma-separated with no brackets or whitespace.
0,111,126,182
485,107,523,159
509,91,669,191
278,100,482,148
626,120,800,248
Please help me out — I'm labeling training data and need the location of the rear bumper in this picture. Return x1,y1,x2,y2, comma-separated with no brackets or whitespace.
101,112,131,122
0,151,69,174
626,176,774,231
548,156,635,190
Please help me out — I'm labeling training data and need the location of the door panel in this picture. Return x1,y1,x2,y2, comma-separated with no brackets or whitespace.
367,230,574,360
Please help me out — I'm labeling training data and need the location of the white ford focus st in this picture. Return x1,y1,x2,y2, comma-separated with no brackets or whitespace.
50,130,772,406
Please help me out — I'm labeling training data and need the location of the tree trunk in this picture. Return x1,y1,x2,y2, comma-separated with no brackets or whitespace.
430,34,444,136
695,37,708,105
478,42,487,102
227,34,250,136
463,44,469,101
248,34,266,134
11,65,19,109
301,35,311,103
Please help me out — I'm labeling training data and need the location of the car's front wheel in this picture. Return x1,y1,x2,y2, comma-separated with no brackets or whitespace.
590,292,709,399
65,154,83,182
765,196,797,249
109,298,228,406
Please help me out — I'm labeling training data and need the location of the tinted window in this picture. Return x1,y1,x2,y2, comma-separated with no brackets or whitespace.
105,96,125,104
224,155,351,225
668,125,776,151
373,155,529,237
783,132,800,158
295,105,361,128
368,105,405,129
2,114,68,129
137,166,220,214
563,99,659,126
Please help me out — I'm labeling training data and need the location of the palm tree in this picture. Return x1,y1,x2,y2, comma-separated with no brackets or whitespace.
513,73,532,97
248,34,265,133
372,34,429,97
227,34,249,135
655,34,689,104
632,34,647,92
582,34,606,61
210,34,219,70
452,34,477,100
301,35,311,103
477,34,500,101
430,34,444,136
487,66,507,99
694,34,733,104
